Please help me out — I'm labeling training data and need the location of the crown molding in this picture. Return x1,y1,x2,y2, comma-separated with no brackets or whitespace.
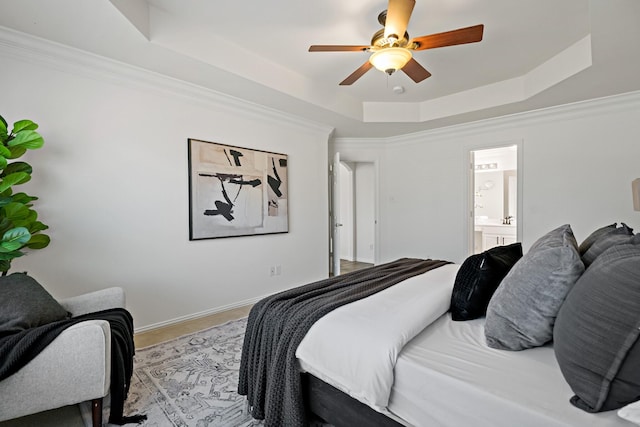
0,25,334,138
336,89,640,149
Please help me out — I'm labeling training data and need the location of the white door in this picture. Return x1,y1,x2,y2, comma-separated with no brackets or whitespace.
331,152,342,275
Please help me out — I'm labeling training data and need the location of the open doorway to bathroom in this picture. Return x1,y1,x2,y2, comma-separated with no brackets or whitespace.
469,145,520,255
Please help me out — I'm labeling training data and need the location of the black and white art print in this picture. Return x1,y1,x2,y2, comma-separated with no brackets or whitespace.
188,139,288,240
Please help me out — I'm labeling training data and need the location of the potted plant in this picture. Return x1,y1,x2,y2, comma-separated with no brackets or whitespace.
0,115,50,275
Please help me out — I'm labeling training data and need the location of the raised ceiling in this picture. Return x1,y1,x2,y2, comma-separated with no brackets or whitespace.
1,0,639,137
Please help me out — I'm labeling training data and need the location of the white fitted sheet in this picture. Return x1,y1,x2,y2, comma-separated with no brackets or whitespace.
388,314,633,427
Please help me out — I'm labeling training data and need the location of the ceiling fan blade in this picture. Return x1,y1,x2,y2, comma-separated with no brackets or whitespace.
402,58,431,83
411,24,484,51
309,45,370,52
384,0,415,40
339,61,374,85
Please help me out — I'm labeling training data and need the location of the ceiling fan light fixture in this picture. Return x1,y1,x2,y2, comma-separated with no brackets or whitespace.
369,47,412,75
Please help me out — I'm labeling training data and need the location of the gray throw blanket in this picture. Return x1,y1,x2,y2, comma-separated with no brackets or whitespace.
238,257,450,427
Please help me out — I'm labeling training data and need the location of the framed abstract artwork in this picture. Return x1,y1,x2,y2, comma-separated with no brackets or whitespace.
188,139,289,239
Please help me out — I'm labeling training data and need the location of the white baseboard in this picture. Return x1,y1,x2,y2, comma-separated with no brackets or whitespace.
134,293,269,334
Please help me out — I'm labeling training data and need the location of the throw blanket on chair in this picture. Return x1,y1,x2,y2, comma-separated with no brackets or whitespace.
238,258,450,427
0,308,146,425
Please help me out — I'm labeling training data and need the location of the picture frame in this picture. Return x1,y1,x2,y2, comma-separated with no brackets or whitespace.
188,139,289,239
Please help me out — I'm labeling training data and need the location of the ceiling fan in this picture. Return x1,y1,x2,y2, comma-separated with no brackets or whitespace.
308,0,484,86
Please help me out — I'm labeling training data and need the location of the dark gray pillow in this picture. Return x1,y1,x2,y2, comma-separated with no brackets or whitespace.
581,223,634,267
450,243,522,321
554,242,640,412
485,224,584,350
578,223,616,255
0,273,69,336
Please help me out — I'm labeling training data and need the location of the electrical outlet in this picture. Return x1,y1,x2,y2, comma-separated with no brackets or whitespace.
270,266,276,276
276,265,282,275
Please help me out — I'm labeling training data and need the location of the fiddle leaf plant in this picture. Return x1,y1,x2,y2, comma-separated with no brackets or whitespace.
0,115,50,274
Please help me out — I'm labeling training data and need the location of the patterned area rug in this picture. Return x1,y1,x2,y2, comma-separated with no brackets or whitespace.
125,317,263,427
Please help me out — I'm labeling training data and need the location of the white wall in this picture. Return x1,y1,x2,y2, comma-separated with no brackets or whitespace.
354,163,375,263
336,92,640,264
339,162,354,261
1,32,331,330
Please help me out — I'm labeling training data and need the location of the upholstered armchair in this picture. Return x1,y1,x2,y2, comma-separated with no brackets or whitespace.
0,287,125,427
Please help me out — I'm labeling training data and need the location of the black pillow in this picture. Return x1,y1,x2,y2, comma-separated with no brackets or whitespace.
450,242,522,321
554,241,640,412
0,273,69,336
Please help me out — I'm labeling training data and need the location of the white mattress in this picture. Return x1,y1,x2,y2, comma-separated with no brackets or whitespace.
388,314,634,427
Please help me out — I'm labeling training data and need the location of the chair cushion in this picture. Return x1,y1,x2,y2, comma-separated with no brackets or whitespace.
485,224,584,350
554,242,640,412
450,243,522,321
0,273,69,336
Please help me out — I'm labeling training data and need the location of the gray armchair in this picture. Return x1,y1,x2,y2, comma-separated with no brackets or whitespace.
0,287,125,427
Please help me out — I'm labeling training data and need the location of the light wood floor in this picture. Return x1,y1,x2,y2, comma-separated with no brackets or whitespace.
134,305,253,348
340,259,373,274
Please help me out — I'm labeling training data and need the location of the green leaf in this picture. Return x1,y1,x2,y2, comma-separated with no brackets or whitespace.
0,145,11,158
0,172,30,192
29,221,49,233
7,146,26,159
3,202,30,222
1,162,32,178
0,196,13,208
11,120,38,134
0,259,10,273
0,250,24,260
0,156,7,171
26,233,49,249
0,217,11,235
0,116,7,143
13,209,37,228
8,130,44,150
1,227,31,251
11,193,38,205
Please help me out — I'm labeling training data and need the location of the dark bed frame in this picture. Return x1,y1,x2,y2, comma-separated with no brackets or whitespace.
302,373,404,427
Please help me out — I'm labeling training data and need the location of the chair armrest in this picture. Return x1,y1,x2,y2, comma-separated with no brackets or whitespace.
59,287,125,316
0,320,111,422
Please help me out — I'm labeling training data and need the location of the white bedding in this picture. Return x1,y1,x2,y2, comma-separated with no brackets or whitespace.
296,263,460,414
388,314,633,427
296,262,634,427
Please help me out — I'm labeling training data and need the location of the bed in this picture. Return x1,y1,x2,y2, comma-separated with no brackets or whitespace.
240,223,640,427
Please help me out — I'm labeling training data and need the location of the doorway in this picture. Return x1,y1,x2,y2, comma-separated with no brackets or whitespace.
330,155,376,276
468,144,521,255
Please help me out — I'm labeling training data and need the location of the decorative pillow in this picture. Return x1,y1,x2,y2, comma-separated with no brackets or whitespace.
554,242,640,413
581,223,634,267
0,273,69,336
578,222,616,255
484,224,584,351
450,243,522,321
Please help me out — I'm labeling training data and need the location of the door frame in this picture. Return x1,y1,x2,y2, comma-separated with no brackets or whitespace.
464,139,524,256
329,154,380,275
